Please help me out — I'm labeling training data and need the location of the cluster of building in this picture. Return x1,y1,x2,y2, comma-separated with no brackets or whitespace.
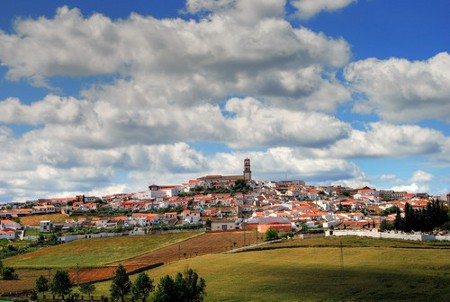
1,159,449,241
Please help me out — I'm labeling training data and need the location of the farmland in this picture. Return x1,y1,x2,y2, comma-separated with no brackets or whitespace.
93,239,450,302
2,234,450,301
4,232,202,268
0,231,257,293
19,213,68,226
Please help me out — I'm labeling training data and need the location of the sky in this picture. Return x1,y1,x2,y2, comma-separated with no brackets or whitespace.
0,0,449,202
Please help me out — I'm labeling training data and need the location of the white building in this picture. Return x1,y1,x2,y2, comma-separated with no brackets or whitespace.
39,220,53,233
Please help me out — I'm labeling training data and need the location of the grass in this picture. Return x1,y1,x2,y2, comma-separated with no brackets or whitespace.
23,228,40,236
19,213,68,226
3,235,450,301
91,237,450,302
251,235,450,250
4,232,202,269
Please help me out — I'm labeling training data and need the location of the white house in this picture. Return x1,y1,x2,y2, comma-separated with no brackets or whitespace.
39,220,53,233
211,220,239,231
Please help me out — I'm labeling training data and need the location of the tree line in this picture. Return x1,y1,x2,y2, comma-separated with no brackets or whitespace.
381,200,450,232
32,264,205,302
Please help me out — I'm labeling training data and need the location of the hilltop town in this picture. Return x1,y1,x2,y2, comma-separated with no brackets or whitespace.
1,159,449,242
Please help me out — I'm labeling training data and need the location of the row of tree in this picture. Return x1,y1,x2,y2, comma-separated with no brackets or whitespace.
385,200,450,232
111,264,206,302
33,264,205,302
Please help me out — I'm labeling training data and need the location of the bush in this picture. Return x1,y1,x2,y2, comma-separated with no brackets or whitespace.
264,228,279,241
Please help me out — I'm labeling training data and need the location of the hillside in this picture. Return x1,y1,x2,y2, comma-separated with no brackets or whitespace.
94,240,450,301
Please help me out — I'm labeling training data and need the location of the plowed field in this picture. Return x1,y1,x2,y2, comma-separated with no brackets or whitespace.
71,231,259,283
0,231,260,294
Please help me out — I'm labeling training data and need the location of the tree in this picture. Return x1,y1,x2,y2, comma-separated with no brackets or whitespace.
153,269,206,302
51,270,72,300
264,228,279,241
79,283,96,301
205,219,212,230
110,264,131,302
35,275,49,297
131,272,154,302
2,266,19,280
37,234,45,245
153,275,178,302
176,268,206,302
379,220,393,231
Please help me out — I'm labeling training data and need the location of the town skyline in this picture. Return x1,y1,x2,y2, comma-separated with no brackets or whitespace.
0,0,449,203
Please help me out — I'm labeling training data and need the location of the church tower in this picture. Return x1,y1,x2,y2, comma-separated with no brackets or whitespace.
243,158,252,181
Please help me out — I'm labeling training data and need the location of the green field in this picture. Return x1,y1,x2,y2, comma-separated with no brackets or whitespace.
91,238,450,302
4,232,201,268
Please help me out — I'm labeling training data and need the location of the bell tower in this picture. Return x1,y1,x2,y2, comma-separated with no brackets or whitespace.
243,158,251,181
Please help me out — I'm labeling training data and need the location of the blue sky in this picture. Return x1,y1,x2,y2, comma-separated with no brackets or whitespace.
0,0,449,202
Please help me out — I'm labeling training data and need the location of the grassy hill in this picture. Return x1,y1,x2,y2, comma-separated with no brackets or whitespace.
4,232,201,268
2,235,450,301
91,237,450,302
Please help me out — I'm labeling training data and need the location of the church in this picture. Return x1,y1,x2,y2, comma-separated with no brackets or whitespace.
197,158,252,189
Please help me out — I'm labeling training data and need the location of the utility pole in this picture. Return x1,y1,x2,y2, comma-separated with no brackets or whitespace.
76,263,80,286
243,220,246,246
339,240,344,282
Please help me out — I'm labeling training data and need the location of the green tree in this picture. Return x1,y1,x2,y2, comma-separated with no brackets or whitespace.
153,275,178,302
153,269,206,302
35,275,49,297
37,234,45,245
2,266,19,280
79,283,96,300
51,270,72,300
131,272,154,302
110,264,131,302
379,220,393,231
264,228,279,241
176,268,206,302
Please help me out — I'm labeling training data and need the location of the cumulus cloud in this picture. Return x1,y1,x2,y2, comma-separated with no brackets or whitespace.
317,122,446,158
292,0,356,19
345,52,450,123
410,170,433,183
0,95,87,125
389,170,434,193
0,5,350,112
224,97,351,148
0,136,364,201
186,0,286,24
0,94,350,150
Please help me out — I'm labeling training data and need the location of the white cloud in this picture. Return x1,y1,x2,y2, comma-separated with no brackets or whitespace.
391,183,422,193
292,0,356,19
186,0,286,24
0,126,12,142
0,95,87,125
0,126,365,201
345,52,450,123
389,170,434,193
224,97,351,148
0,5,350,112
318,122,446,158
410,170,433,183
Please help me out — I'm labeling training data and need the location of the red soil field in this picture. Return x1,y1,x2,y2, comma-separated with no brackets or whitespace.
0,231,260,294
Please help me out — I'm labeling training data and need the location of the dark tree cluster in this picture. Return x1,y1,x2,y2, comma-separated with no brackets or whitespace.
394,200,449,232
0,260,19,280
109,264,205,302
153,268,206,302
